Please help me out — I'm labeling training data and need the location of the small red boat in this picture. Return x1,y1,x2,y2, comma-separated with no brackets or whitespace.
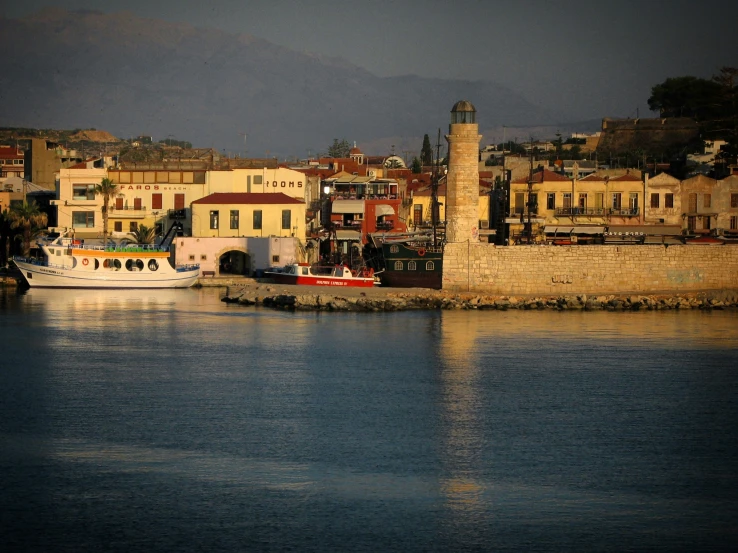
264,263,376,287
684,236,724,245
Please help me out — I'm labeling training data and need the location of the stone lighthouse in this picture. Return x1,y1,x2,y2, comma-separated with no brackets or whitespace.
445,100,482,243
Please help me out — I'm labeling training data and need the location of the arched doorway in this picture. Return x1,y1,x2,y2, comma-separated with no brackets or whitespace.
216,248,251,276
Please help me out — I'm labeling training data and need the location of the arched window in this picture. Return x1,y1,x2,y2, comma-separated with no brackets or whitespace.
408,261,417,271
426,261,435,271
393,261,403,270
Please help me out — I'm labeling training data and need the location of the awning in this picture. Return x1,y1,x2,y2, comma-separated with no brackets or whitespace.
375,204,395,216
335,230,362,241
332,199,365,214
544,226,604,235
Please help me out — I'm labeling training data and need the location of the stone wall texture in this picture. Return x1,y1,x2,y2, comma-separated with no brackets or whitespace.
442,242,738,295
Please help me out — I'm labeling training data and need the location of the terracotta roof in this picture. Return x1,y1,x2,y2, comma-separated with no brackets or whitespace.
192,192,304,205
610,173,642,182
511,168,570,183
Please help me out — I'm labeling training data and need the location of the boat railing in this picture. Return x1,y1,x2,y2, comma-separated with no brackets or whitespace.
176,264,200,272
55,239,167,253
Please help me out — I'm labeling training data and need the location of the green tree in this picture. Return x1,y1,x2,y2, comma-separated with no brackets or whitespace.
421,134,433,166
94,177,119,248
647,76,722,120
327,139,351,158
411,157,422,173
124,224,156,245
9,200,48,257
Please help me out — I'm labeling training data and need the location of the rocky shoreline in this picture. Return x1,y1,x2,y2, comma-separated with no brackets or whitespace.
220,282,738,312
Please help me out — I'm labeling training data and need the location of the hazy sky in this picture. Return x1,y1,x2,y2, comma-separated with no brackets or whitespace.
4,0,738,121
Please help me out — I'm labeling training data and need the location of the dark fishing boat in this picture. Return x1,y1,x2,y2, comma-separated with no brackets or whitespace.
369,131,444,289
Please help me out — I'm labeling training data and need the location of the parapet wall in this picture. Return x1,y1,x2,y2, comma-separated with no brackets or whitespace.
443,242,738,295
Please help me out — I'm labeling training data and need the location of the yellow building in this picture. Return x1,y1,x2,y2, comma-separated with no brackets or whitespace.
53,164,109,238
190,192,306,239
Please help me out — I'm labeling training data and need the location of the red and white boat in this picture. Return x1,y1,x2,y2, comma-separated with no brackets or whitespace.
264,263,376,288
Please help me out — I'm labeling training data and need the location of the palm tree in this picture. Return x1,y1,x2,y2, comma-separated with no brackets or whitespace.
94,177,119,248
10,201,48,257
124,224,157,245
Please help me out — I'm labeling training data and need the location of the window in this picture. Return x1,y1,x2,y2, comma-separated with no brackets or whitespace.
116,197,123,210
253,210,262,230
174,194,185,210
595,193,604,210
72,184,95,200
282,210,291,230
272,255,280,264
230,210,239,230
731,216,738,230
704,194,711,208
629,193,638,211
578,193,587,210
650,193,659,208
546,193,556,210
408,261,417,271
665,193,674,208
514,192,525,214
413,204,423,224
702,216,711,230
612,193,622,210
72,211,94,227
254,175,263,184
563,193,572,209
426,261,435,271
114,221,122,232
129,222,138,232
689,193,697,212
152,193,162,210
731,193,738,208
529,193,538,213
134,198,142,210
394,261,403,270
210,210,219,229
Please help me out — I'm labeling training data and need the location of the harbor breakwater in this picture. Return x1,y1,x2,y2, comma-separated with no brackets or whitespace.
222,285,738,312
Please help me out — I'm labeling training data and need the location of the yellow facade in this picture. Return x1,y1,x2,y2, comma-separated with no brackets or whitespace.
191,196,306,239
53,166,109,238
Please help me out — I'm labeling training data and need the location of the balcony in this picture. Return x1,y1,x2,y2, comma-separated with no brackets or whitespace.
111,205,147,219
554,207,639,217
555,207,606,217
168,208,187,220
609,208,640,217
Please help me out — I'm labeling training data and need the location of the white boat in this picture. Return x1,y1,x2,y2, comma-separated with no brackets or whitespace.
13,232,200,289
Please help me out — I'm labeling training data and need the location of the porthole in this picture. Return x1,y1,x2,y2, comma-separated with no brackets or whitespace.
113,259,122,270
94,259,100,270
103,259,111,268
148,259,159,271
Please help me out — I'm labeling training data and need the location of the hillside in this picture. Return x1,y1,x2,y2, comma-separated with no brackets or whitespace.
0,9,573,159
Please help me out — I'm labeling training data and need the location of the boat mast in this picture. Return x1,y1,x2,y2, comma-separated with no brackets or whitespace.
432,129,442,249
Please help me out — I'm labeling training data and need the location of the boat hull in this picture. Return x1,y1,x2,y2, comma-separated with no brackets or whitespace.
13,259,200,289
378,243,443,289
264,263,376,288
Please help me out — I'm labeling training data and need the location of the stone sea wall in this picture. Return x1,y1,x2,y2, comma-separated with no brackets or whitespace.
443,243,738,295
225,289,738,312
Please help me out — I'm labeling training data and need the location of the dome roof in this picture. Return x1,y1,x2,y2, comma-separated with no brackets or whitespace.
349,146,362,155
451,100,476,113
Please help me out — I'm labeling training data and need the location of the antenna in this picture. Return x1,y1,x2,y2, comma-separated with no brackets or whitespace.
239,132,248,158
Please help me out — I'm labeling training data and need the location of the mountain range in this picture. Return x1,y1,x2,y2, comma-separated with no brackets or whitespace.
0,8,599,159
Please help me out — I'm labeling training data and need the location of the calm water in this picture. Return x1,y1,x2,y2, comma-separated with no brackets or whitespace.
1,287,737,552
